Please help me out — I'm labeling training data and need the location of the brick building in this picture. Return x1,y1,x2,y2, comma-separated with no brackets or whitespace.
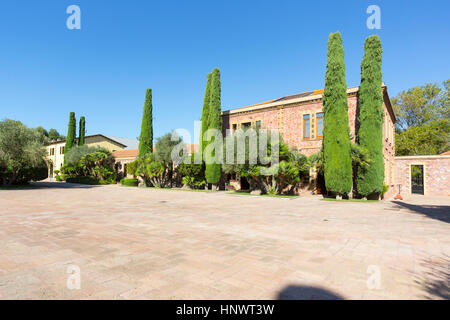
221,85,396,195
394,154,450,196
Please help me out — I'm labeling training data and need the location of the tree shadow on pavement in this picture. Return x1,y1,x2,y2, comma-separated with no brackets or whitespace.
392,201,450,224
277,285,344,300
414,255,450,300
28,182,101,189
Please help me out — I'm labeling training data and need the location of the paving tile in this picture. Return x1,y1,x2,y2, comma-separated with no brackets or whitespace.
0,183,449,299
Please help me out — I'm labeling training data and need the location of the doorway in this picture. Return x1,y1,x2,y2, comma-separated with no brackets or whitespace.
411,165,424,195
49,163,53,178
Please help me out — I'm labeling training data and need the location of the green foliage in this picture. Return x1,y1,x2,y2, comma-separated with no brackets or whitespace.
120,178,138,187
36,126,48,138
48,128,64,141
392,80,449,131
357,35,384,197
396,119,449,155
132,154,166,187
222,129,309,194
138,88,153,157
392,80,449,156
205,68,222,185
128,131,184,188
154,132,184,165
200,73,212,155
65,112,76,159
55,175,62,181
273,151,309,194
0,119,48,185
60,149,116,184
66,176,99,185
350,143,372,173
178,153,205,188
310,144,372,179
78,116,86,146
381,184,389,199
64,145,108,167
322,32,353,196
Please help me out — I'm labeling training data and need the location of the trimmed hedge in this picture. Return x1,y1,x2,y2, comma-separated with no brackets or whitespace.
66,176,99,185
120,178,139,187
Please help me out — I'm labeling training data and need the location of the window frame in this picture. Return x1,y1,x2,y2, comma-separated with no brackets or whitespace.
303,114,310,139
316,112,324,138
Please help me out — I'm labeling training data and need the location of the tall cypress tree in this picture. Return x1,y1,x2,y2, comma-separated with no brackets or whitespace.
200,73,212,155
64,112,76,163
322,32,352,197
78,116,86,146
205,68,222,186
138,88,153,157
357,35,384,197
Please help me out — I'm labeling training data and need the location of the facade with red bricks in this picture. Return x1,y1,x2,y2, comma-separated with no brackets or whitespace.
221,85,396,195
394,155,450,196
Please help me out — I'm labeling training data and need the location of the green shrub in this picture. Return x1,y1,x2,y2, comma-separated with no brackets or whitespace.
138,89,153,157
120,178,138,187
322,32,353,196
357,35,384,197
99,179,115,185
55,175,62,181
381,184,389,199
205,68,222,185
14,161,48,184
178,153,205,189
64,145,108,167
66,176,99,185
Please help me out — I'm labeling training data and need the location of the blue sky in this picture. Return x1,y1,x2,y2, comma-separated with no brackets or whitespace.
1,0,449,142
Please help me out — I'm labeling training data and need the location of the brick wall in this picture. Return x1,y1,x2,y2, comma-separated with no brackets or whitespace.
394,155,450,197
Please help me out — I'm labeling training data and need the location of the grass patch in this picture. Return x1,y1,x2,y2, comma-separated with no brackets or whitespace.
320,198,379,202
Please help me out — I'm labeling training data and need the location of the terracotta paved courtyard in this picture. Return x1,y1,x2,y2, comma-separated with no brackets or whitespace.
0,182,449,299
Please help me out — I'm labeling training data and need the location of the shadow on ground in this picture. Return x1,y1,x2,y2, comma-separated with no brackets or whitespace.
414,255,450,300
277,285,344,300
392,201,450,224
27,181,100,189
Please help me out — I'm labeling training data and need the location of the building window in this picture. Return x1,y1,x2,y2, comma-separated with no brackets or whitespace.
242,122,251,129
49,148,55,156
255,120,261,128
303,115,310,139
316,112,324,138
60,146,65,154
232,123,237,131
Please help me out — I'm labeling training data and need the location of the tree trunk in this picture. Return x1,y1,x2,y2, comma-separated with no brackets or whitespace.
8,168,18,186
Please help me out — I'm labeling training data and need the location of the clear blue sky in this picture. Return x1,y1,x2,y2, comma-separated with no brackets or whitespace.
1,0,449,141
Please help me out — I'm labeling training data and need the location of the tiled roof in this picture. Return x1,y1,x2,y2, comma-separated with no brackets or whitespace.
105,135,139,150
440,150,450,155
112,149,138,159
